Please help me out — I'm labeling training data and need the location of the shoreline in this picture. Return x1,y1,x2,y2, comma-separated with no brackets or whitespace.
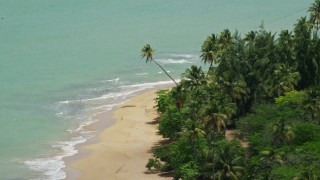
64,87,172,180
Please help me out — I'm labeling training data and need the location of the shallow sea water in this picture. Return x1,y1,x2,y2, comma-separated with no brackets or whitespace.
0,0,312,179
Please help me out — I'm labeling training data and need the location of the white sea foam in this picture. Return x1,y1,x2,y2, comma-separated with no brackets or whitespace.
58,91,134,104
24,136,88,180
90,104,116,111
67,117,99,133
31,79,178,180
169,53,199,59
120,80,177,89
157,58,192,64
58,100,70,104
135,72,148,76
102,77,120,83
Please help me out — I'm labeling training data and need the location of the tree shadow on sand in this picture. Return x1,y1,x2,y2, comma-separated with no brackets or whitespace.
146,116,160,125
144,170,175,178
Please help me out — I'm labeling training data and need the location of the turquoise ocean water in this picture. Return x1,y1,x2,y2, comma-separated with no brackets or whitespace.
0,0,312,179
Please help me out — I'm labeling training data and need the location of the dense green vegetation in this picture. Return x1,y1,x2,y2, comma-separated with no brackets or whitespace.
143,1,320,179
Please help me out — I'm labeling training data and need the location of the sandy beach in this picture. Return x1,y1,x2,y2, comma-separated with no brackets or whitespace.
70,89,171,180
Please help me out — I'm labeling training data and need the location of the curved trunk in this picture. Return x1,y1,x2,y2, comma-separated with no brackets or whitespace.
153,60,178,86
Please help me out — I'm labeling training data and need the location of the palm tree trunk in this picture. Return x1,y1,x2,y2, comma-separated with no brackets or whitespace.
212,129,215,180
316,21,319,36
153,60,178,86
206,61,213,78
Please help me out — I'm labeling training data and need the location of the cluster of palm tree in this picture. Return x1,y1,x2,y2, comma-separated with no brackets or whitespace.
141,0,320,179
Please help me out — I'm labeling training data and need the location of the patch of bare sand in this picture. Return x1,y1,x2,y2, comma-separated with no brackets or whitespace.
71,90,171,180
225,130,248,148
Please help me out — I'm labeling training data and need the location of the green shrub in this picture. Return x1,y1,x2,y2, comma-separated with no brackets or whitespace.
155,89,171,113
146,158,163,171
247,155,272,179
270,166,296,179
175,161,200,180
286,142,320,168
293,123,320,145
248,133,270,155
275,90,306,108
158,106,187,139
238,104,278,135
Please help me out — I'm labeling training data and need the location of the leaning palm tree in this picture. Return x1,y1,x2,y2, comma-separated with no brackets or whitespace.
141,44,178,85
308,0,320,35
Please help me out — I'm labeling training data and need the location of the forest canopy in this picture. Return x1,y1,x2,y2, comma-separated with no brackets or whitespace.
143,0,320,179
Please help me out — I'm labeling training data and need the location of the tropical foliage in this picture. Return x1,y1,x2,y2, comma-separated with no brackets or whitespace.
143,1,320,179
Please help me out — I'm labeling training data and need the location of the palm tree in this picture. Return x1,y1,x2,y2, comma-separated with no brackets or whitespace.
259,149,284,165
181,65,207,90
293,17,315,89
271,118,294,147
244,31,256,66
201,34,219,74
141,44,178,85
218,29,233,48
202,112,227,134
218,77,248,102
244,31,256,45
200,97,236,180
266,64,300,97
180,123,206,156
214,140,246,180
171,84,186,109
303,88,320,121
217,76,248,115
308,0,320,35
276,30,294,66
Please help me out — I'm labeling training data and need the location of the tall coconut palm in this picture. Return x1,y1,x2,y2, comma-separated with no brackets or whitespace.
293,17,314,88
308,0,320,35
244,31,256,66
200,97,236,180
276,30,294,66
201,34,219,75
141,44,178,85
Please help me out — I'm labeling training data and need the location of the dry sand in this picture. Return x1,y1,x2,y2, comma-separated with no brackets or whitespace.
71,89,171,180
